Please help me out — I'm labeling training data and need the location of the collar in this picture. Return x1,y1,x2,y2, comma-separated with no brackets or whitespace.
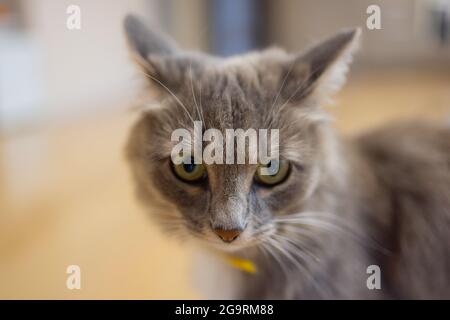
222,255,257,274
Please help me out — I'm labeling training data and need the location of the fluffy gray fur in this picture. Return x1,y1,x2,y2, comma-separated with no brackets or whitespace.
124,15,450,299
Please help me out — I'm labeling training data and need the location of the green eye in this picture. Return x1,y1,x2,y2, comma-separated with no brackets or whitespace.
172,157,207,182
255,160,290,186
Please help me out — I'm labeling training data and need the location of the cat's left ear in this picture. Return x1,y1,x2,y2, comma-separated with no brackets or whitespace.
278,28,361,105
124,14,185,93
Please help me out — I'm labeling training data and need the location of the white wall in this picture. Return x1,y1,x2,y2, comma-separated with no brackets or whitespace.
269,0,450,67
10,0,160,130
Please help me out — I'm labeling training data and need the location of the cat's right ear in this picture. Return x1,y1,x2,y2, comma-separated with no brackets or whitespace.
276,28,361,106
124,14,180,90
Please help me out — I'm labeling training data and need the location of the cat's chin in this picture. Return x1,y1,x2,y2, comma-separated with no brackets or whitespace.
209,242,252,253
217,240,262,254
190,235,257,253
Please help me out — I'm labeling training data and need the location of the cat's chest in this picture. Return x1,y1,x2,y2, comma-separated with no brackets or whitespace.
190,249,304,299
191,250,245,299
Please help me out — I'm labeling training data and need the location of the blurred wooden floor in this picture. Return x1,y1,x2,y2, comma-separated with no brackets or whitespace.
0,70,449,299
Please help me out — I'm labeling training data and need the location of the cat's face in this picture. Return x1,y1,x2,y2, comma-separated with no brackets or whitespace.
124,15,359,251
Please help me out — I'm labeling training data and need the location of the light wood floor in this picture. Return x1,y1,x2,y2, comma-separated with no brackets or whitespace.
1,70,449,299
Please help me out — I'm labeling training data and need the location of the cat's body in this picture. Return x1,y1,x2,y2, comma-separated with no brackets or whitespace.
352,123,450,298
195,123,450,299
124,15,450,299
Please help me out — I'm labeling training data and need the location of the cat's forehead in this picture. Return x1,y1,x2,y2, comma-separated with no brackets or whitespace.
177,49,289,130
144,48,325,164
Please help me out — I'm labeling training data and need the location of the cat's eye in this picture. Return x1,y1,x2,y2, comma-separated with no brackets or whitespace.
172,157,207,182
254,160,290,186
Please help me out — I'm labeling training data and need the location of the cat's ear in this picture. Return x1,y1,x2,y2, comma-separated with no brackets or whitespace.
124,14,177,59
279,28,361,105
124,14,182,91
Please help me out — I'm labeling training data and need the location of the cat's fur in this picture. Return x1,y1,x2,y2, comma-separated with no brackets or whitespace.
124,15,450,299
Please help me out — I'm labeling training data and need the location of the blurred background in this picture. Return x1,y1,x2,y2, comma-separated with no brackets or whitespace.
0,0,449,299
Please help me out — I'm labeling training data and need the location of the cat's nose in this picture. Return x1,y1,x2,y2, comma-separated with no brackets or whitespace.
213,228,242,243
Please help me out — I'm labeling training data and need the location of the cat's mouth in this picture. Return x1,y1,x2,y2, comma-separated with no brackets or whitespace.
203,232,248,252
196,223,269,252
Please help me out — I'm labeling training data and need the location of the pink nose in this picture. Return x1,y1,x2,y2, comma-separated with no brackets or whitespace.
213,228,242,243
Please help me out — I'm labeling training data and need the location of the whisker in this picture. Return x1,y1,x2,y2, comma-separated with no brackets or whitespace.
274,233,321,263
138,69,195,123
265,237,327,297
270,59,296,111
189,63,205,125
260,242,291,281
199,82,206,127
276,212,391,256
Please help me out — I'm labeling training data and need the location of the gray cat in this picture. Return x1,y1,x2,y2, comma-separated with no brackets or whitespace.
124,15,450,299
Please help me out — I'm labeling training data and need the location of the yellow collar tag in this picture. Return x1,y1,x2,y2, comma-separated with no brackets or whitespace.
223,255,257,274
